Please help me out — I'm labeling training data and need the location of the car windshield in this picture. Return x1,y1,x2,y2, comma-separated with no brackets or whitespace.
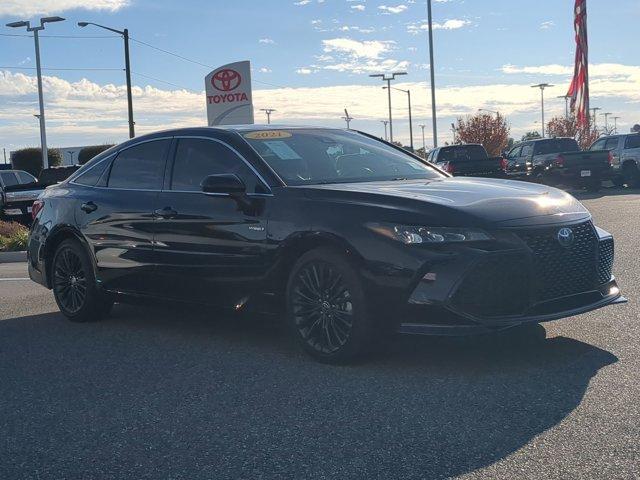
438,145,487,162
241,128,443,186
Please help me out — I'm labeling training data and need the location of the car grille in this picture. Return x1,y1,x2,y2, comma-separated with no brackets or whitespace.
518,221,598,301
596,237,614,285
450,253,530,317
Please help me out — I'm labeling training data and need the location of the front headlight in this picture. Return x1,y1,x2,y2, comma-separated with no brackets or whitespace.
367,223,493,245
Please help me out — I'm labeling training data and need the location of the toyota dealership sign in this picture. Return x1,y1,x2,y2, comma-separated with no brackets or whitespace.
205,61,254,126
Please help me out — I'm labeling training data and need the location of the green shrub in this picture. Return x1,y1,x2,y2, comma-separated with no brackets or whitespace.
78,144,115,165
0,221,29,252
12,148,62,177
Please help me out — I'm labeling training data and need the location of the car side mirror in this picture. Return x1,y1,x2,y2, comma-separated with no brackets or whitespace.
201,174,246,195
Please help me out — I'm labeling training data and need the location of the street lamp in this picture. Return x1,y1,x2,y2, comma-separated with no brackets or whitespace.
612,116,621,134
426,0,438,148
557,95,571,119
260,108,276,124
418,124,427,156
590,107,601,132
7,16,65,169
341,108,353,129
602,112,612,132
370,71,407,142
380,120,389,141
531,83,554,138
78,21,135,138
384,86,414,150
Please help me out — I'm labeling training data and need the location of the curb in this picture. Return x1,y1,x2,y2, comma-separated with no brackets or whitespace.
0,251,27,264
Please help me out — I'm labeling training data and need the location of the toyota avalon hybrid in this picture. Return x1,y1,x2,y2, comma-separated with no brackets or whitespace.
27,126,626,362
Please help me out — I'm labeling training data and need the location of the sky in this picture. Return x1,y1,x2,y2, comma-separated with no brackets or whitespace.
1,0,639,155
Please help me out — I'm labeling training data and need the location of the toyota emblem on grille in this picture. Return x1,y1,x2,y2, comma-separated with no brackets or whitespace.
211,69,241,92
557,227,575,247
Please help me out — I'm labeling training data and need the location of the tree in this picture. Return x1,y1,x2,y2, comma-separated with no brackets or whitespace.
78,144,115,165
521,131,541,141
11,148,62,177
454,112,510,156
546,116,599,150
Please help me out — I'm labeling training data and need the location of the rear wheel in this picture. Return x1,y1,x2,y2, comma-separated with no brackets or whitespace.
584,179,601,192
286,248,374,363
623,163,640,188
52,239,113,322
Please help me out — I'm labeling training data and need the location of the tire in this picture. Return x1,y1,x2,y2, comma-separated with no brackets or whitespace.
623,163,640,188
51,239,113,322
585,179,601,192
612,176,625,188
285,248,374,364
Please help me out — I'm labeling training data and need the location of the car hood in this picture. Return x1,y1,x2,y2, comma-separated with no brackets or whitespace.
298,177,589,226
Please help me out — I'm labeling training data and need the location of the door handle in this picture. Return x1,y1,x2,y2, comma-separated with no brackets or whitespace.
81,201,97,213
153,207,178,219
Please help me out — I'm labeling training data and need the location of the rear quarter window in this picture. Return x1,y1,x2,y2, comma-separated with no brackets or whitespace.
625,135,640,149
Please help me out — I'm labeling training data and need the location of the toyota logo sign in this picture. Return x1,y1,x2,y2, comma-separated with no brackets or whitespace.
212,69,242,92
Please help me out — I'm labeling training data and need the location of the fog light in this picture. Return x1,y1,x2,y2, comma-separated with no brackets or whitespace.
609,286,619,296
422,272,437,282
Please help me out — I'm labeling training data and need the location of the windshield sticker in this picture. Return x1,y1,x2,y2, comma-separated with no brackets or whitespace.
244,130,292,140
263,141,302,160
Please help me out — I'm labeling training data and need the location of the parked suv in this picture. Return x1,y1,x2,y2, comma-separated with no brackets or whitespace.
27,127,625,363
589,133,640,187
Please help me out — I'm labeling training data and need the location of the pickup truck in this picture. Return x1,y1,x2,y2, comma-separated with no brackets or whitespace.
589,133,640,187
0,170,43,224
509,137,611,191
426,144,507,178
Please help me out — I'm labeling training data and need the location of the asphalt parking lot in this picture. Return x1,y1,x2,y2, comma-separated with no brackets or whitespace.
1,190,638,480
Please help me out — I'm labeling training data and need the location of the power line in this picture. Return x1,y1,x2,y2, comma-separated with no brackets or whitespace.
0,33,119,38
0,66,123,71
131,71,200,93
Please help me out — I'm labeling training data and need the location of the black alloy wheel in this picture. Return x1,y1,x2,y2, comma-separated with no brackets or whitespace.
52,239,113,322
287,248,373,363
53,247,88,314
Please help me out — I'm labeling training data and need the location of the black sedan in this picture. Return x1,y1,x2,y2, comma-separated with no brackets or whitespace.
27,126,625,363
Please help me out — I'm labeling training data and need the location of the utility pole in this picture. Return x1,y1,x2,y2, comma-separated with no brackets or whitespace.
419,124,426,156
7,16,65,170
260,108,276,124
426,0,438,147
78,22,135,138
3,148,7,164
370,72,407,143
531,83,553,138
381,120,389,141
341,108,354,129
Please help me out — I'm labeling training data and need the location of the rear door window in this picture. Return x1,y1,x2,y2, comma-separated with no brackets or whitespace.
521,144,533,156
0,172,19,187
107,140,170,190
605,137,620,150
508,146,522,158
590,139,606,151
625,135,640,149
16,171,36,184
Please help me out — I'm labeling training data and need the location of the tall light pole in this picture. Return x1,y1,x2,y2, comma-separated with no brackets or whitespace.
370,71,407,143
602,112,612,133
381,120,389,141
531,83,553,138
590,107,601,133
78,22,135,138
613,116,621,134
426,0,438,147
384,86,414,150
7,16,65,170
341,108,353,129
557,95,571,119
418,124,426,156
260,108,276,124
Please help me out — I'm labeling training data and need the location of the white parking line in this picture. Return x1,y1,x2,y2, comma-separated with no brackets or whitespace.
0,278,31,282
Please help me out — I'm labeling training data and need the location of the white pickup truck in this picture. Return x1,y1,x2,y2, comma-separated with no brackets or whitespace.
589,133,640,187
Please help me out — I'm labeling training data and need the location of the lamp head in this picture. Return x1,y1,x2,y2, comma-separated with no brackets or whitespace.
77,22,89,27
42,16,65,23
6,21,29,28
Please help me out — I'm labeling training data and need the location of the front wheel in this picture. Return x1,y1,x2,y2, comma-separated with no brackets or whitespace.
286,248,374,363
52,239,113,322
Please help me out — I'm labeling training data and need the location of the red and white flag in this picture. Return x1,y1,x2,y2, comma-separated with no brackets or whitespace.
567,0,589,127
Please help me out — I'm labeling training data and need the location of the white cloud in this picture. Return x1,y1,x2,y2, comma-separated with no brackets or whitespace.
295,68,316,75
501,64,572,75
322,38,394,59
294,0,311,5
540,21,555,30
378,4,408,14
259,67,272,73
351,4,365,11
0,0,128,16
259,38,275,44
407,18,471,34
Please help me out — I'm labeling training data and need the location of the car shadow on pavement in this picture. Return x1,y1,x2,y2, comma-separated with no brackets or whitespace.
0,305,618,480
570,186,640,200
